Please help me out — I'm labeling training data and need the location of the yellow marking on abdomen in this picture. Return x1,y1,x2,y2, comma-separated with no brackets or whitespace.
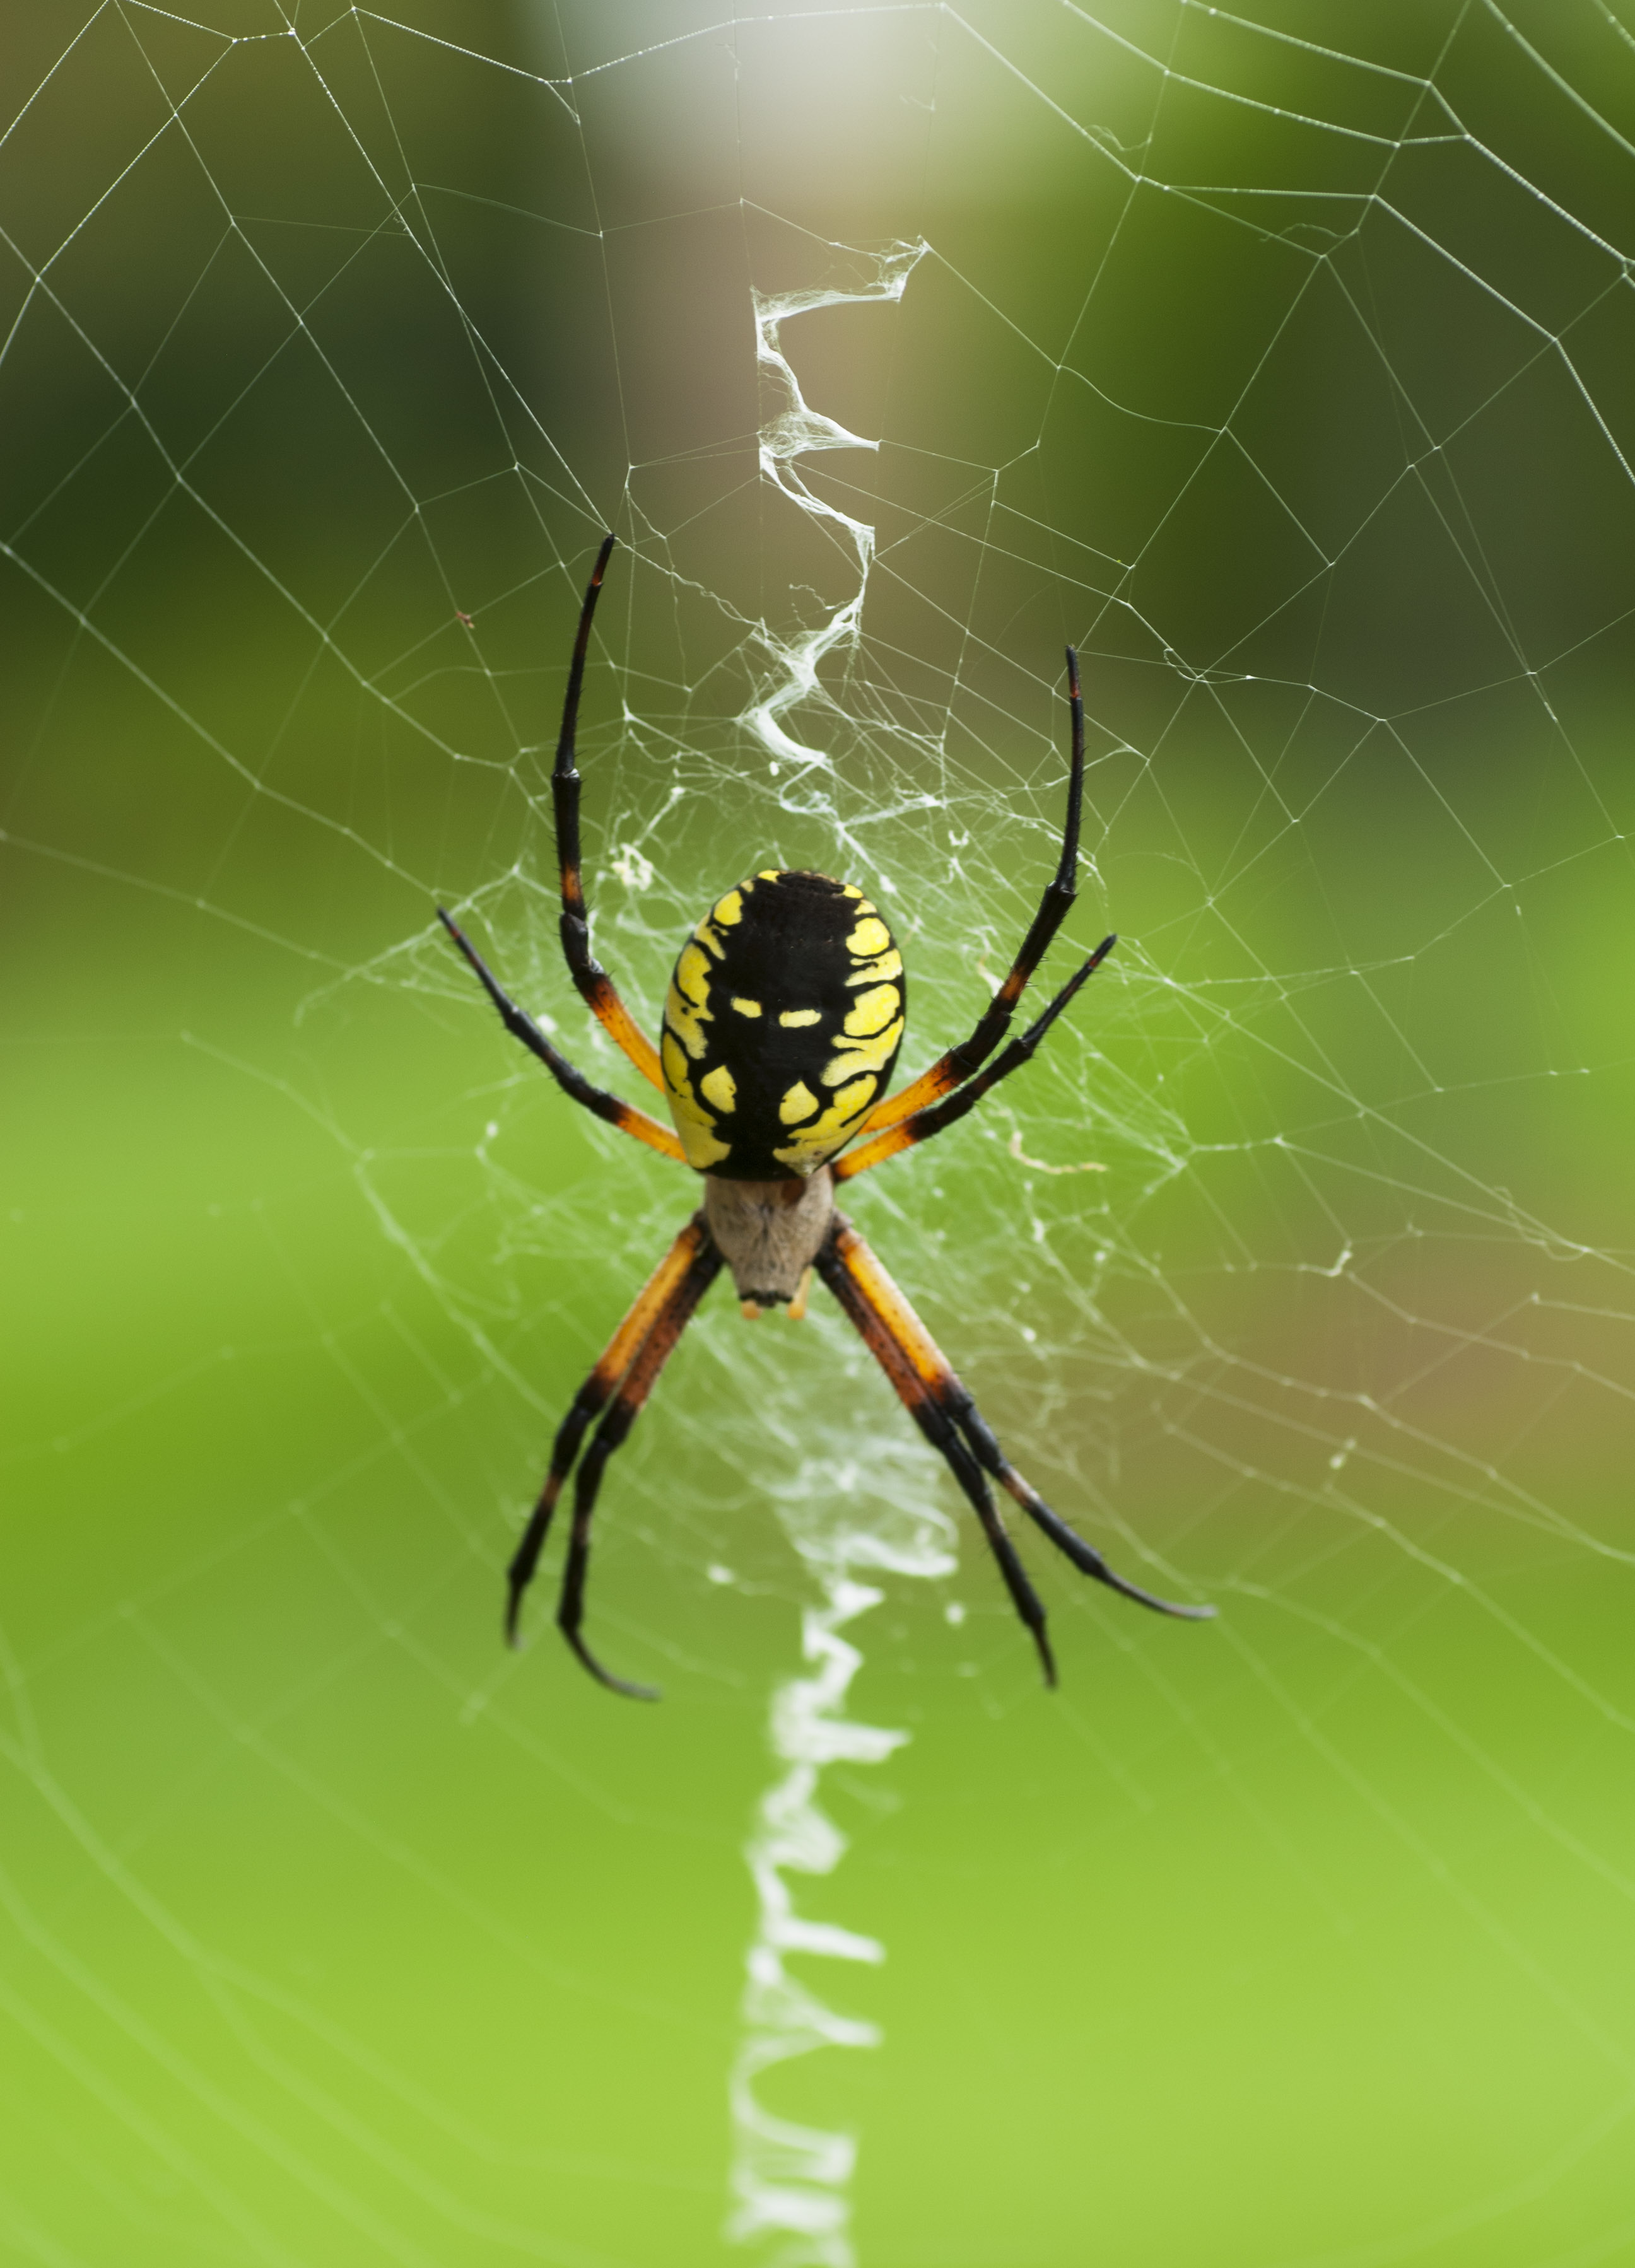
844,984,900,1038
666,939,717,1058
823,1015,903,1086
713,890,744,927
778,1007,821,1028
847,916,891,958
676,943,712,1001
665,983,708,1060
662,1032,730,1169
773,1074,878,1171
829,1073,877,1120
847,949,902,987
701,1065,737,1113
779,1080,819,1125
730,996,763,1018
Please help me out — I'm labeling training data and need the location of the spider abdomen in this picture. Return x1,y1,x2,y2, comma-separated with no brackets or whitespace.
661,868,906,1178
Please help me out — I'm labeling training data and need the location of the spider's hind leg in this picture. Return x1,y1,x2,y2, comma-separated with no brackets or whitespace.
436,908,684,1165
549,533,665,1094
852,645,1090,1140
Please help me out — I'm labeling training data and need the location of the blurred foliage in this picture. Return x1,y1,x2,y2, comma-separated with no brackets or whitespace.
4,5,1635,2265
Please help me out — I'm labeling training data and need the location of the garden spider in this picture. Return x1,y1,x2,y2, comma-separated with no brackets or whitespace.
438,535,1214,1697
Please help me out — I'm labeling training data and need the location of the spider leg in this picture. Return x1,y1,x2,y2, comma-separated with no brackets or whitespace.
816,1217,1057,1684
505,1214,713,1642
555,1227,724,1699
818,1215,1211,1678
833,933,1115,1184
437,908,685,1165
946,1385,1214,1620
552,533,665,1094
856,646,1087,1140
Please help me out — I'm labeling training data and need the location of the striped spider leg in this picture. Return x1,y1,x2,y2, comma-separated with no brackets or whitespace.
817,1216,1214,1685
507,1213,724,1699
853,645,1090,1141
832,930,1117,1185
435,908,684,1164
551,533,666,1093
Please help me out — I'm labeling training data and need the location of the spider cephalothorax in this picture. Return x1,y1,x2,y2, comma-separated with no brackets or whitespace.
438,533,1213,1698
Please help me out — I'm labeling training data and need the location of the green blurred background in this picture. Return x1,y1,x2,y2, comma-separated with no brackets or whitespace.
4,3,1635,2262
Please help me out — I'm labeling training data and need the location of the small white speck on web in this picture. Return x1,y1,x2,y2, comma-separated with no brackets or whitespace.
944,1600,966,1625
484,1121,499,1140
612,843,654,889
707,1562,737,1586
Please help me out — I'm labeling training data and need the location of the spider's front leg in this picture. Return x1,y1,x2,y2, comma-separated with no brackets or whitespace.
510,1212,723,1698
816,1214,1212,1683
506,1215,712,1638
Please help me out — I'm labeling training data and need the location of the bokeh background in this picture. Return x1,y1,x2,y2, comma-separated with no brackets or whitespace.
4,3,1634,2263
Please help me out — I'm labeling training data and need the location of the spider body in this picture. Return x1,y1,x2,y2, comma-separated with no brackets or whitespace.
662,868,906,1179
703,1168,835,1310
438,532,1212,1699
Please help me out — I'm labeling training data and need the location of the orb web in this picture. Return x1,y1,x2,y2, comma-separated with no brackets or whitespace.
4,5,1634,2265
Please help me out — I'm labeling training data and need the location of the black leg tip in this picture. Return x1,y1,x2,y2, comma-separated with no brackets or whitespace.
594,1668,662,1704
565,1627,661,1702
1108,1575,1217,1622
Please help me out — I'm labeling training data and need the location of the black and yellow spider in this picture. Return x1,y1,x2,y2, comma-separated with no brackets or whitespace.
438,534,1213,1697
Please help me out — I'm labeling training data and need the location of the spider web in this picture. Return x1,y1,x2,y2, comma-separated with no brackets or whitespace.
4,3,1634,2264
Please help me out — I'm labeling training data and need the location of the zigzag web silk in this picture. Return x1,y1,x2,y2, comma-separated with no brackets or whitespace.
725,247,939,2268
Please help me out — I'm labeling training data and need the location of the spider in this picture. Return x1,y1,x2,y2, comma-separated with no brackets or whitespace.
438,534,1214,1698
